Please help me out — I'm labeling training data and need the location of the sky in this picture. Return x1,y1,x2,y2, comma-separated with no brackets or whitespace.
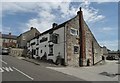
1,0,119,51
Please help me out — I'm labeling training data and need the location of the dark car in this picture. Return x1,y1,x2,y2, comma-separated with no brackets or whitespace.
106,55,119,60
2,48,9,55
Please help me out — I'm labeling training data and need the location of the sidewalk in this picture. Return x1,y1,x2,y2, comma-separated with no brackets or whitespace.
17,56,59,67
47,60,119,81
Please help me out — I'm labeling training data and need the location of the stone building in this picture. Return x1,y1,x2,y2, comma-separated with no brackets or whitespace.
17,27,40,48
27,7,103,67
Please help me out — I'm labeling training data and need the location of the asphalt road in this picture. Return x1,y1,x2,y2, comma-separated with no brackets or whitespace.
0,55,84,81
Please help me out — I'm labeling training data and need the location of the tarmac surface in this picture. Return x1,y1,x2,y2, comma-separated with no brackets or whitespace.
1,55,84,81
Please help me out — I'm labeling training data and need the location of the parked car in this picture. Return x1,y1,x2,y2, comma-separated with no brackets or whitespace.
2,48,9,55
106,55,119,60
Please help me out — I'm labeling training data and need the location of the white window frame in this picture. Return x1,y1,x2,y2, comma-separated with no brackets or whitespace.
70,28,78,36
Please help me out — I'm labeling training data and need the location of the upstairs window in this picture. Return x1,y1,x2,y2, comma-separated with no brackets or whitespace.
22,36,26,40
49,33,59,44
70,28,78,36
31,42,35,45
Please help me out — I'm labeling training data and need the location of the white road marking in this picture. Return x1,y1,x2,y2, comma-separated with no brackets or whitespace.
0,67,4,72
0,67,14,72
2,67,13,72
0,59,7,65
12,67,34,80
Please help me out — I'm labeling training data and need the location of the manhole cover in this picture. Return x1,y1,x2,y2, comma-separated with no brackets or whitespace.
99,72,116,77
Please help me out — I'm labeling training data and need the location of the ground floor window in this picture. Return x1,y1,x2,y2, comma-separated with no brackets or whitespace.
74,45,79,54
49,45,53,56
36,48,39,56
49,47,53,54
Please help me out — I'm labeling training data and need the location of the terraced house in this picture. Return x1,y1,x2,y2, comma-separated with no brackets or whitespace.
27,7,103,67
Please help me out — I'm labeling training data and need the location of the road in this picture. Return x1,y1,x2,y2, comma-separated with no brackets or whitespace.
0,55,84,81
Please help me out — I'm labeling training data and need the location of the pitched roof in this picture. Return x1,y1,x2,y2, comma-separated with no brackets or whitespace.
2,34,17,39
30,15,77,41
17,28,40,38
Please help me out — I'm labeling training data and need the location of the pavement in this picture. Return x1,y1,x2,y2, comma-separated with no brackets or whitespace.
1,55,84,81
47,60,119,81
17,56,63,68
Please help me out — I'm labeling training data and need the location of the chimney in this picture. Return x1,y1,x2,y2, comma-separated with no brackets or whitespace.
78,7,85,67
77,7,82,15
52,23,58,29
9,33,11,36
30,27,34,30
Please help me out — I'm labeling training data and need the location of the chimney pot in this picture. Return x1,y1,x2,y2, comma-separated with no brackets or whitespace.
80,7,82,11
31,27,34,30
77,7,82,15
52,23,58,28
9,33,11,35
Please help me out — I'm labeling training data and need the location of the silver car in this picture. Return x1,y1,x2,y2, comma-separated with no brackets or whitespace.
2,48,9,55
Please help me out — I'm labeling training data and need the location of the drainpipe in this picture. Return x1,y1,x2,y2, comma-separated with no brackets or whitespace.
77,7,85,67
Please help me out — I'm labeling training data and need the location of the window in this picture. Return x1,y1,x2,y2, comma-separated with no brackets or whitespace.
49,45,53,54
41,50,42,53
49,33,59,44
74,46,79,54
53,34,58,44
31,42,35,45
49,47,53,54
36,48,39,56
32,49,36,55
22,36,26,40
40,37,48,43
70,28,78,36
37,39,39,45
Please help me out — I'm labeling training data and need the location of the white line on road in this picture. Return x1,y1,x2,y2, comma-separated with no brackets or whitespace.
0,59,7,65
12,67,34,80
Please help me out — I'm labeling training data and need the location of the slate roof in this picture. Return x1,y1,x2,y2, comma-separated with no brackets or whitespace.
2,34,17,39
29,15,77,42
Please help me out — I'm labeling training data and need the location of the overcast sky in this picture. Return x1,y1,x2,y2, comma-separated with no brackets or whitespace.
1,0,119,51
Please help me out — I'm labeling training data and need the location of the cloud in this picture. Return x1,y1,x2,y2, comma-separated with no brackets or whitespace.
1,0,119,2
101,27,116,31
2,2,106,33
25,2,105,33
80,2,105,23
92,0,119,3
99,40,118,51
26,10,56,32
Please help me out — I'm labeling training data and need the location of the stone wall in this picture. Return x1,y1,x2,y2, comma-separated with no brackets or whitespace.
65,15,80,67
84,21,102,65
65,13,102,66
9,48,24,57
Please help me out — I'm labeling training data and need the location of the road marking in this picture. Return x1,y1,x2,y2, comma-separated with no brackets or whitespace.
12,67,34,80
0,59,7,65
2,67,13,72
0,67,14,72
0,67,4,72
